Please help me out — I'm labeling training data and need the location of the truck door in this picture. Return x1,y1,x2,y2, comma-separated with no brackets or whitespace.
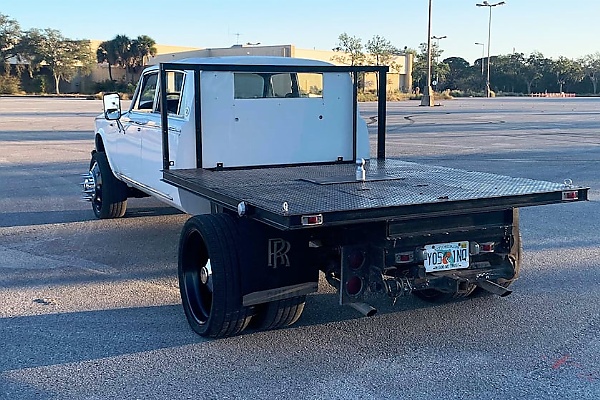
115,70,183,202
138,70,186,201
117,71,158,180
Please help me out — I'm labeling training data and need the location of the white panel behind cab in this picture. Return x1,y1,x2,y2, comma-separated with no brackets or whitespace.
200,72,356,168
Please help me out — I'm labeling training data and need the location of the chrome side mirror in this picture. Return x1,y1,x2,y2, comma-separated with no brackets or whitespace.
103,93,122,120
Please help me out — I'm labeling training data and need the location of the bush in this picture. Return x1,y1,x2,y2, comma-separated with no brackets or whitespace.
408,90,454,100
94,80,136,97
0,73,21,94
358,90,412,102
33,76,49,94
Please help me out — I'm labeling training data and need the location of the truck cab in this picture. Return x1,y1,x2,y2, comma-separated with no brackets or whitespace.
91,56,371,216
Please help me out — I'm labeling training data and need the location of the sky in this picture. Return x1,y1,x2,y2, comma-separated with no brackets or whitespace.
2,0,599,63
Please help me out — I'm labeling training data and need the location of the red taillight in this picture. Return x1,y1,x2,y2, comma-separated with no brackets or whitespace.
301,214,323,226
346,276,363,296
562,190,579,201
347,250,365,270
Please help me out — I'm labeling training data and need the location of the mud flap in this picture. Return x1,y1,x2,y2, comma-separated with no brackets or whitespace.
236,218,319,307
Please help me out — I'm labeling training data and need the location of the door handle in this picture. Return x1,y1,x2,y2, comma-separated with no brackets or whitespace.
132,119,149,126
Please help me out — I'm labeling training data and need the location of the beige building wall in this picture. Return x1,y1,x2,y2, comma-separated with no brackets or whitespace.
48,42,413,94
148,44,413,93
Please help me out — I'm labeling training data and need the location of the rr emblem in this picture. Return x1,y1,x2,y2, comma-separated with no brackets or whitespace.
268,238,291,268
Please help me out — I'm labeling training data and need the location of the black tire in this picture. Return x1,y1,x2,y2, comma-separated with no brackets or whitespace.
178,214,252,338
497,207,522,288
251,296,306,331
89,151,127,219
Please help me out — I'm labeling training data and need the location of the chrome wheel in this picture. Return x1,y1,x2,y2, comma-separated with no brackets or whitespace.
89,160,103,216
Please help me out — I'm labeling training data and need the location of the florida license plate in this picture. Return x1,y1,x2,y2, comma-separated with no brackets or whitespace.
424,241,469,272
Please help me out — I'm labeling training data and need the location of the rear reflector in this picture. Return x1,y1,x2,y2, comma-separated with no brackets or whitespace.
395,252,414,264
301,214,323,226
562,190,579,201
480,242,495,253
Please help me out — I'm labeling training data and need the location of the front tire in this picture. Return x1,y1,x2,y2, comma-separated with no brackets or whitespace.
178,214,252,338
89,151,127,219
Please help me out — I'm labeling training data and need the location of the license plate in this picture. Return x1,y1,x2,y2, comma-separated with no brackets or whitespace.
424,241,469,272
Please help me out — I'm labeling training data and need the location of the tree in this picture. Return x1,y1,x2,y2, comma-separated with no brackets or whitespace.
581,53,600,94
412,42,444,91
0,13,21,71
95,35,131,82
125,35,157,80
491,53,526,93
521,52,547,94
442,57,472,90
332,33,365,66
365,35,398,67
365,35,399,92
20,28,94,94
551,56,583,93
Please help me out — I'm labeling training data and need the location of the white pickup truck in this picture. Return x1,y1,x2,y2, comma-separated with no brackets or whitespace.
83,56,588,338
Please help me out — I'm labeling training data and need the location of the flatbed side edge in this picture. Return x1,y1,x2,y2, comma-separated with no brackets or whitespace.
163,170,588,230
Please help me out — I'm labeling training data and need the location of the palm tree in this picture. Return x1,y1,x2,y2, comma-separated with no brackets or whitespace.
125,35,157,81
96,35,131,82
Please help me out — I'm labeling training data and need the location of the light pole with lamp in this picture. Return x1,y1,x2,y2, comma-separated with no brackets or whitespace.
476,1,505,97
420,0,434,106
431,35,447,89
475,42,485,75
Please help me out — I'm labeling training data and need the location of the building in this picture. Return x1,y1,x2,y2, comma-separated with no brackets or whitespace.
148,44,413,93
11,41,412,94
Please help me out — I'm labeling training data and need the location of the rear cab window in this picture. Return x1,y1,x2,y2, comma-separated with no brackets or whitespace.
234,72,323,99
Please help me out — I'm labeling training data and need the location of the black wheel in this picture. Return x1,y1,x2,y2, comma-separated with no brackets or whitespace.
89,151,127,219
178,214,251,338
495,207,522,288
251,296,306,331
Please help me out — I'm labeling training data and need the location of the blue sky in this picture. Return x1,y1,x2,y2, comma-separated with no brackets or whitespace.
2,0,599,63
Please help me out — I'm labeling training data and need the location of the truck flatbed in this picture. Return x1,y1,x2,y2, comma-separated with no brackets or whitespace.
163,159,587,230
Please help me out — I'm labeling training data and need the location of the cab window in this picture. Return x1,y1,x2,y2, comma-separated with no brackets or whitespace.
158,71,185,115
132,71,185,115
234,72,322,99
133,73,158,111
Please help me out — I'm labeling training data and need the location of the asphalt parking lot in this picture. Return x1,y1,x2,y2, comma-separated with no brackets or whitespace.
0,96,599,399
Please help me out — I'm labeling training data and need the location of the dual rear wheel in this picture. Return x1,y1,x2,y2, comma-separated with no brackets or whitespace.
178,214,305,338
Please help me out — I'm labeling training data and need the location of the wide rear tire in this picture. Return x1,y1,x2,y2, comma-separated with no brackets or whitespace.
251,296,306,331
178,214,251,338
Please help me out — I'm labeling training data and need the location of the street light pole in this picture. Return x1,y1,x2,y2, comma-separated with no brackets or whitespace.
475,42,485,75
476,1,505,97
432,35,447,89
420,0,434,107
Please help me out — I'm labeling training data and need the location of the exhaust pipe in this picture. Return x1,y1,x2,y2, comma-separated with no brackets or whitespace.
349,302,377,317
476,279,512,297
